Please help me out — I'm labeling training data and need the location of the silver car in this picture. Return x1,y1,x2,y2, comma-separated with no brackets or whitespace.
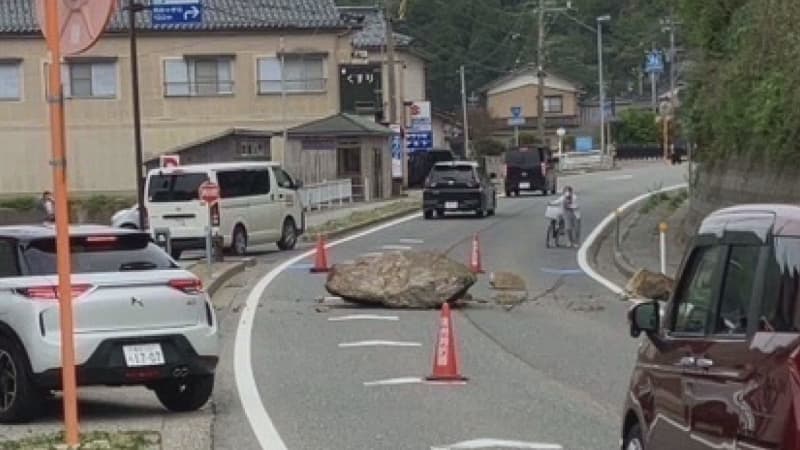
0,225,218,423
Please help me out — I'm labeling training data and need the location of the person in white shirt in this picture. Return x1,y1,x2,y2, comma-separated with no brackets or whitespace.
560,186,580,247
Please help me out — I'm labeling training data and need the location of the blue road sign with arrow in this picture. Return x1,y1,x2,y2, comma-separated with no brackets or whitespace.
152,0,203,25
645,51,664,74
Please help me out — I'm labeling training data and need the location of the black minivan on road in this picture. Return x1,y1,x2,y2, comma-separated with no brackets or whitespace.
504,147,558,197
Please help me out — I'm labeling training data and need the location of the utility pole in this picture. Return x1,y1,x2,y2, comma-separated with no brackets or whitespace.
597,15,610,155
536,0,546,146
533,0,572,148
127,0,146,229
650,44,658,112
460,65,471,159
661,16,681,106
384,0,398,124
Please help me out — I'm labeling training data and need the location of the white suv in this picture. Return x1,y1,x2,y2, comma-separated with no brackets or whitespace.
0,225,219,423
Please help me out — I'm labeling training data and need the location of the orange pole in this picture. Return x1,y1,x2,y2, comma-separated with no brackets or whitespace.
44,1,80,446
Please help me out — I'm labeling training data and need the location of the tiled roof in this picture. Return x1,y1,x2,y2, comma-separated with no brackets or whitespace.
0,0,346,34
288,113,395,137
338,6,412,49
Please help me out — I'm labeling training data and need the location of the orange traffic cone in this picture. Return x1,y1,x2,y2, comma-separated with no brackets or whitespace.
310,234,331,273
469,233,485,274
427,303,467,382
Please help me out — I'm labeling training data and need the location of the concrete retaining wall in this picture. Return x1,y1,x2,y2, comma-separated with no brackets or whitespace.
689,157,800,232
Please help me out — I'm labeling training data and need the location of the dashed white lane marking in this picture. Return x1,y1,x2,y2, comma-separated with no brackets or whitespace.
338,340,422,348
328,314,400,322
381,244,413,250
431,439,563,450
398,238,425,244
360,251,384,258
363,377,424,386
234,212,421,450
606,174,634,181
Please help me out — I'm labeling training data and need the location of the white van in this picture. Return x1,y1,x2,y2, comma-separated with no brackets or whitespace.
144,162,305,259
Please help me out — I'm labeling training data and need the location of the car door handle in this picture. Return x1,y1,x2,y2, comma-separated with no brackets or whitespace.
676,356,696,367
695,357,714,368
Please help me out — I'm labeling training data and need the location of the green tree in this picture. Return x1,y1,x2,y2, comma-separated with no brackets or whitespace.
615,109,659,144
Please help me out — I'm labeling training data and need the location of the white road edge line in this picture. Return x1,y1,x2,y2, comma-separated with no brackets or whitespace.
363,377,424,386
328,314,399,322
576,183,687,296
431,438,563,449
339,340,421,348
234,212,421,450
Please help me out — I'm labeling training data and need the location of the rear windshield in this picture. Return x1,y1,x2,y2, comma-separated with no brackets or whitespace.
23,234,178,275
147,173,209,202
430,166,477,184
505,150,542,167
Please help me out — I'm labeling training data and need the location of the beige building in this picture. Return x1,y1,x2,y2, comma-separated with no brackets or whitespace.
480,67,581,147
0,0,427,196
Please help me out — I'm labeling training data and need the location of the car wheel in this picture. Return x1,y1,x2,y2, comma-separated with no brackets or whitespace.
0,337,42,423
170,249,183,260
435,209,445,218
515,190,520,197
276,218,298,251
154,375,214,413
423,210,434,220
475,207,485,218
623,423,644,450
505,190,512,198
232,225,248,256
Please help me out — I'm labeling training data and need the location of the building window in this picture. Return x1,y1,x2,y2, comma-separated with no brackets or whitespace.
0,61,21,101
258,55,326,94
164,57,234,97
544,95,563,113
64,61,117,98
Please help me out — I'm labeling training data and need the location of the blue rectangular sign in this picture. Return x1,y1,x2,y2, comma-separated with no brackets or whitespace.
152,3,203,25
405,131,433,152
576,136,594,152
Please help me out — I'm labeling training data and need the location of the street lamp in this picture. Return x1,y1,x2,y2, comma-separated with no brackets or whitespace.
596,14,611,157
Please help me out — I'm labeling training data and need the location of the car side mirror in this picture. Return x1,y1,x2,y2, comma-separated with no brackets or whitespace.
293,180,304,189
629,301,660,338
489,173,497,180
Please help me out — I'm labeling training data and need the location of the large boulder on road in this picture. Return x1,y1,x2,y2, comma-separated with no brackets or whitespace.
626,269,674,301
325,251,477,308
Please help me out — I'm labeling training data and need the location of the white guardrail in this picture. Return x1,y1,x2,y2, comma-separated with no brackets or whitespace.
299,178,353,211
559,151,611,171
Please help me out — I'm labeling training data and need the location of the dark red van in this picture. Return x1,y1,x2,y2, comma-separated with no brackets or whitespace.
624,204,800,450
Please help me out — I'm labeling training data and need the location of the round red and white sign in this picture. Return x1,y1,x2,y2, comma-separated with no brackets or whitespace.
198,182,220,205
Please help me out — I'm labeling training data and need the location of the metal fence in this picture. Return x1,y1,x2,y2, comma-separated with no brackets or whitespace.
299,179,353,210
559,151,612,171
615,144,687,160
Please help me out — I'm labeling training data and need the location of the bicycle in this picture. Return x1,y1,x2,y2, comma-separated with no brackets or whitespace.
545,201,565,248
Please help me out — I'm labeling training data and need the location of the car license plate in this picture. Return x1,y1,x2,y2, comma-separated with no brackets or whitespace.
123,344,165,367
519,182,531,189
445,201,458,210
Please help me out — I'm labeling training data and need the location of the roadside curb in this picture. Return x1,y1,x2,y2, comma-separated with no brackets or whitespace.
186,258,254,297
302,204,420,242
577,184,687,295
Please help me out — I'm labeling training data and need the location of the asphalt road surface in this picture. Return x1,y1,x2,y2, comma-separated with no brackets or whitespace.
220,162,686,450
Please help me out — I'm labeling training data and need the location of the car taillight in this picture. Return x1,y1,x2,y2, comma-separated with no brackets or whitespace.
502,164,507,178
143,207,149,230
16,284,93,301
210,204,220,227
169,278,204,295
